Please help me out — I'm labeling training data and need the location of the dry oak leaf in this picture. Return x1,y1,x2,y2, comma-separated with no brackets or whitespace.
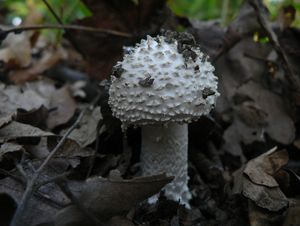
233,147,289,211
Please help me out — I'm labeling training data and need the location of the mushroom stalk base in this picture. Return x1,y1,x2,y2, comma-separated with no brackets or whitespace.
141,123,191,207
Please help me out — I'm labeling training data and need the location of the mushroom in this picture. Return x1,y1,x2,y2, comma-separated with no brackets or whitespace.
108,31,219,207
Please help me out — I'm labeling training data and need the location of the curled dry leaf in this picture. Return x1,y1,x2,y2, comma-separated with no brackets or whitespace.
54,174,173,225
244,147,289,187
233,147,289,211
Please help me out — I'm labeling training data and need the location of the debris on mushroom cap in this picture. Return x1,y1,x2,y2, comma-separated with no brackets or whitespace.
108,32,219,126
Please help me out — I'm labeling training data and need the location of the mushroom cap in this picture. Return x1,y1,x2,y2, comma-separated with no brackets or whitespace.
108,33,219,126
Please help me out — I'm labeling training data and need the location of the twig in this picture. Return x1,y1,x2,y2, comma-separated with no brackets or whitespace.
248,0,300,93
10,94,101,226
42,0,65,25
42,0,85,57
0,168,64,209
1,24,132,39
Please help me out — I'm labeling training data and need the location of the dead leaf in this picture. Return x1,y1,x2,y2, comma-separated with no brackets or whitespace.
0,115,13,129
233,147,289,211
80,174,173,219
47,136,90,159
54,174,173,225
236,81,295,145
244,147,289,187
0,121,53,143
0,177,63,226
0,32,31,68
66,106,102,147
0,142,23,161
222,81,295,160
15,105,48,129
283,198,300,226
9,47,66,84
47,85,77,129
242,175,288,211
0,80,56,118
248,200,286,226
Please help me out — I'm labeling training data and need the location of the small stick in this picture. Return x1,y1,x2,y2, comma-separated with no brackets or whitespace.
42,0,85,57
1,24,132,39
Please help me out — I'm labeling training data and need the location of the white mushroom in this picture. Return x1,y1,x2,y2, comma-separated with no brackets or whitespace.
108,31,219,207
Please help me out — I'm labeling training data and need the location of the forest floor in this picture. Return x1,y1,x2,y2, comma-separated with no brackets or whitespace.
0,0,300,226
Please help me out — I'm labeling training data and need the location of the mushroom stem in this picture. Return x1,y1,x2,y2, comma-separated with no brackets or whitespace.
141,122,191,207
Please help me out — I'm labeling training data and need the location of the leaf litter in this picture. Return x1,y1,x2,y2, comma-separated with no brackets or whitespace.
0,0,300,226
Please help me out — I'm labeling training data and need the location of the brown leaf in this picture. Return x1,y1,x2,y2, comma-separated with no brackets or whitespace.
236,81,295,145
15,105,48,129
80,174,173,219
233,147,289,211
283,199,300,226
244,147,289,187
0,32,31,68
65,106,102,147
0,121,53,143
222,81,295,160
47,136,90,159
54,174,173,225
47,85,77,129
242,175,288,211
0,80,56,118
9,48,64,84
248,200,286,226
0,177,63,226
